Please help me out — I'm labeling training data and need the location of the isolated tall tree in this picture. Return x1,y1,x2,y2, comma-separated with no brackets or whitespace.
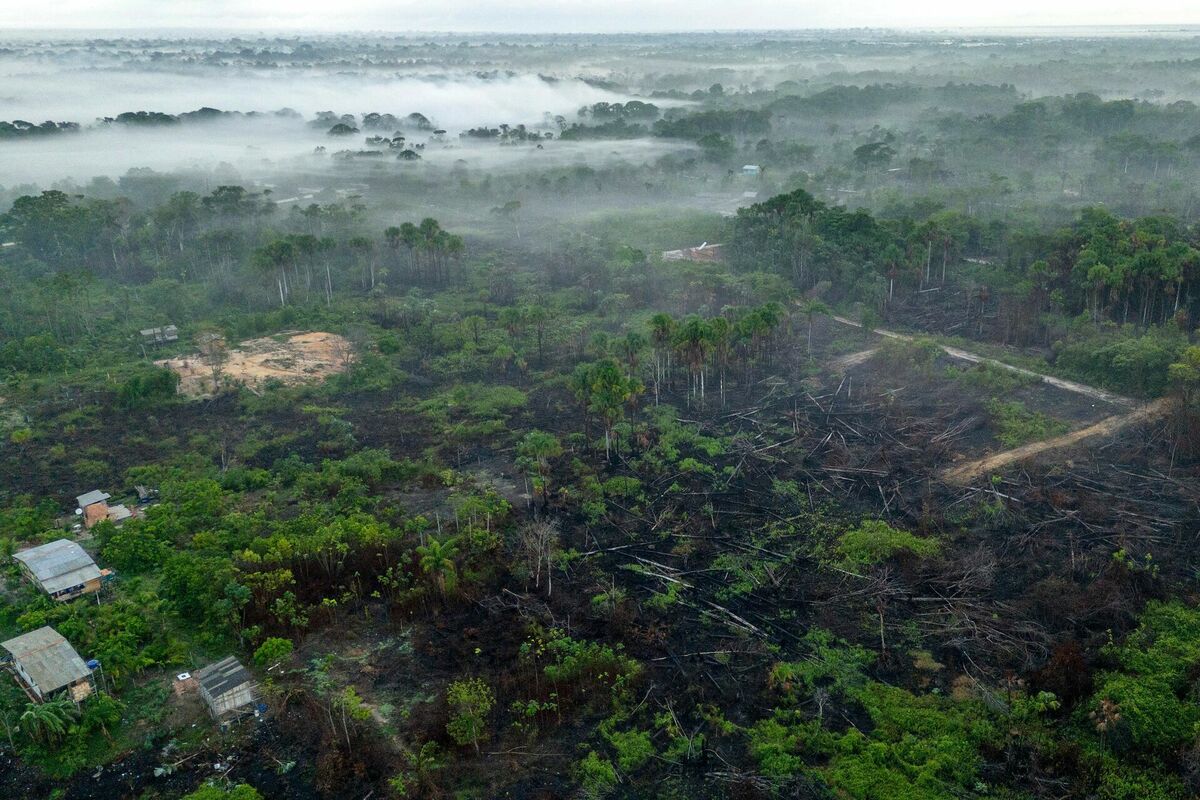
347,235,376,290
517,430,562,511
574,359,643,460
251,238,297,306
798,298,831,354
674,316,713,406
492,200,522,240
712,316,736,406
516,518,560,595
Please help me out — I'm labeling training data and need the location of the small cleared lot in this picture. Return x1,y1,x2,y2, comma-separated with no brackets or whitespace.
157,331,352,397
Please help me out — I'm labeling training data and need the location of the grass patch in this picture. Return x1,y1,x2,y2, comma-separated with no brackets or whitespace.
986,400,1069,448
945,361,1038,395
836,520,940,569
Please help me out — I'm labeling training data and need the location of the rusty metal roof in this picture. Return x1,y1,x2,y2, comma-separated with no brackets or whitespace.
1,626,91,696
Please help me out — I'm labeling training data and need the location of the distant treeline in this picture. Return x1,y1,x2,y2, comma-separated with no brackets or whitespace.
560,108,771,143
102,107,302,126
0,120,80,139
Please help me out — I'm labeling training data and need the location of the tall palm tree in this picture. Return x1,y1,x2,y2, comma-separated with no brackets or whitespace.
798,299,831,355
398,222,420,279
707,316,731,406
417,536,459,595
673,316,713,407
648,313,676,402
618,331,646,376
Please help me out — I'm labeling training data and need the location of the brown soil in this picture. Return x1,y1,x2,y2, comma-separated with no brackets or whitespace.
157,331,352,397
943,397,1174,484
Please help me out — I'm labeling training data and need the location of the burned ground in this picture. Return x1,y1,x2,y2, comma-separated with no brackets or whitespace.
2,314,1196,800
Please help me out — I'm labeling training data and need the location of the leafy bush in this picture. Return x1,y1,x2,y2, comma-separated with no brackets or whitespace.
445,678,494,752
252,636,294,667
1055,325,1186,397
117,366,179,409
1090,601,1200,754
603,726,655,771
836,520,940,568
945,361,1037,395
575,751,619,799
182,784,264,800
876,337,941,376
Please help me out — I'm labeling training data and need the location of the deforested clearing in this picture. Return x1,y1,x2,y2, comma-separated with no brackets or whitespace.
157,332,352,396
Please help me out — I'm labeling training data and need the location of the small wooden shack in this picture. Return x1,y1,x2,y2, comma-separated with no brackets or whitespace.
195,656,258,720
1,626,95,703
140,325,180,345
13,539,112,601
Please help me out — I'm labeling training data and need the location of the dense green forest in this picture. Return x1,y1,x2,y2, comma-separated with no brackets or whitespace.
2,28,1200,800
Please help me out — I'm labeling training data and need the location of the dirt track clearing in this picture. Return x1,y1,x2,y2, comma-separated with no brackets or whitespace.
158,331,352,397
827,315,1136,407
822,313,1170,482
942,398,1173,484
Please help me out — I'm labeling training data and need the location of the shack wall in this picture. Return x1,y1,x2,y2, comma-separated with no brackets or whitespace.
202,681,256,718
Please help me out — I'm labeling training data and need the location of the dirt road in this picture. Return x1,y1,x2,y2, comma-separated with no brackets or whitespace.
824,313,1172,483
828,315,1136,407
942,398,1173,484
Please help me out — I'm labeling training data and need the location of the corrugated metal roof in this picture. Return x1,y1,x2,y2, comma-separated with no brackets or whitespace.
76,490,111,508
1,626,91,695
13,539,102,595
196,656,254,700
139,325,179,342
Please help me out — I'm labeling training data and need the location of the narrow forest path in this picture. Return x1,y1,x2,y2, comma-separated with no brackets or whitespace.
824,314,1172,482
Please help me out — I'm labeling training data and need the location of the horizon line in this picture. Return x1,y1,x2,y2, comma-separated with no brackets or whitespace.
2,23,1200,36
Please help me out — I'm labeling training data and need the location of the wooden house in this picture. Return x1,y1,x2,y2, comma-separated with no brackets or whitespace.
13,539,112,601
1,627,95,703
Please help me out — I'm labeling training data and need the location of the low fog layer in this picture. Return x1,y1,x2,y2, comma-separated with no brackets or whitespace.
0,64,623,127
0,119,694,187
0,39,668,186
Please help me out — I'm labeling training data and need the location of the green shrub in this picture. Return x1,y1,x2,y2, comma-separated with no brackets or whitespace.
986,399,1068,447
603,727,655,771
836,520,940,568
252,636,294,667
117,366,179,409
576,751,618,799
445,677,494,753
1091,601,1200,754
877,337,941,375
1055,325,1185,397
945,361,1037,394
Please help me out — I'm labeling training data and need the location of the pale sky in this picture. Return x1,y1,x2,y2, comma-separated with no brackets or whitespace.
2,0,1199,33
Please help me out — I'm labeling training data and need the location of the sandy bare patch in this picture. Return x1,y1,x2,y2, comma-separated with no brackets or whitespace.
157,331,352,397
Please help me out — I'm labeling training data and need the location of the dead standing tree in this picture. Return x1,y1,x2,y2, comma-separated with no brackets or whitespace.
516,518,560,596
195,329,228,394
